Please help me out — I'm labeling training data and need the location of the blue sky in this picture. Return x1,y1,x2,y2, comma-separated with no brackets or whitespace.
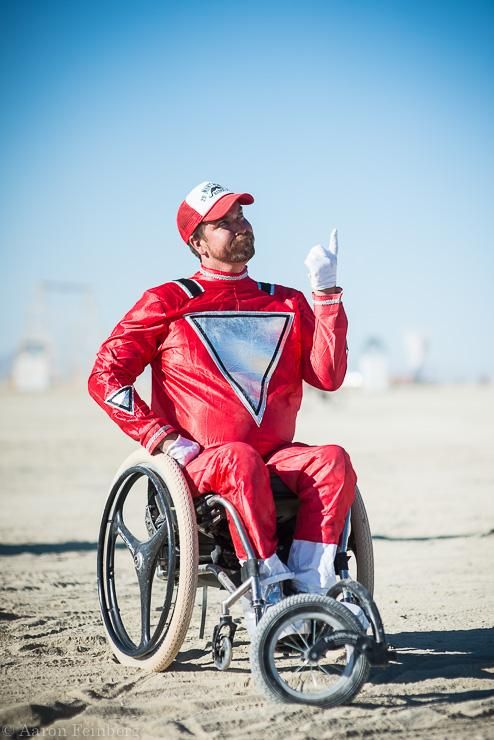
1,0,493,381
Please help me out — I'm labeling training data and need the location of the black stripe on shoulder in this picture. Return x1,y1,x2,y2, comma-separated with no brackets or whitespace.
173,278,204,298
257,281,275,295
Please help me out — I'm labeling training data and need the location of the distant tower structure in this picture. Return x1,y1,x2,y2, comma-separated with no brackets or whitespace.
11,338,51,392
404,331,429,383
12,283,51,392
359,337,390,391
11,280,98,391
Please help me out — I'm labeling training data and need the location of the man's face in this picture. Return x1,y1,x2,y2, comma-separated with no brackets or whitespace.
196,202,255,265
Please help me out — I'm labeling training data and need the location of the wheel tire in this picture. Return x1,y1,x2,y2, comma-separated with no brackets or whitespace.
213,636,233,671
351,486,374,596
97,449,198,671
250,594,370,707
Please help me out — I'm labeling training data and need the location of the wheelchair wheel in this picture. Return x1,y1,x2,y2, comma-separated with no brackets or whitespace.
350,486,374,596
97,450,198,671
250,594,370,707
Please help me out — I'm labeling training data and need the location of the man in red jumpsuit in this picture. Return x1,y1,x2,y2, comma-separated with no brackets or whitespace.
88,180,357,604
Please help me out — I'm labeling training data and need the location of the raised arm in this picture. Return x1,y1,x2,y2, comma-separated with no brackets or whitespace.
300,228,348,390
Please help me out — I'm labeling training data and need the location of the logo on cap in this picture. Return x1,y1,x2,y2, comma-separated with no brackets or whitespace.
199,182,229,203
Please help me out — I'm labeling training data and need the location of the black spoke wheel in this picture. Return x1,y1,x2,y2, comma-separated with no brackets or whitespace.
250,594,370,707
97,450,198,670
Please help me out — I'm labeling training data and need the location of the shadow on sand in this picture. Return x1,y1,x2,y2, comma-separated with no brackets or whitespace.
371,627,494,690
0,541,127,555
171,628,494,692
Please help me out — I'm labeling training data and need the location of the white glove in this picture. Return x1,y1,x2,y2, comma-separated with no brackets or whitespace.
165,434,201,467
304,228,339,291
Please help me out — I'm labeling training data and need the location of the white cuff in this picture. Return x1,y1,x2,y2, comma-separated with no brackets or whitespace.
287,539,337,594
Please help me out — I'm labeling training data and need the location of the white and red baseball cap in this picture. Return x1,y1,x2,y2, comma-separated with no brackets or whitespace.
177,181,254,244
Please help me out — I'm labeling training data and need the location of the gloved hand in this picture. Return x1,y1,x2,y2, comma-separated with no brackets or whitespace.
165,434,201,467
304,228,339,291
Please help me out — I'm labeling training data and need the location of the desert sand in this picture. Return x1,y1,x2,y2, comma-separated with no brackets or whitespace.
1,384,493,739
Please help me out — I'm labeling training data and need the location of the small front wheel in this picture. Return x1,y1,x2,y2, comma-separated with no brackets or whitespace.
250,594,370,707
213,635,233,671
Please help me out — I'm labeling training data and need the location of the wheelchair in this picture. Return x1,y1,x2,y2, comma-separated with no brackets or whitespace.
97,449,393,708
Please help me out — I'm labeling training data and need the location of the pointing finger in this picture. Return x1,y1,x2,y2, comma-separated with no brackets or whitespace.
328,228,338,257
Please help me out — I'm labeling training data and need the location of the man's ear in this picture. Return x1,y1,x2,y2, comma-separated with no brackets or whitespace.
190,231,207,257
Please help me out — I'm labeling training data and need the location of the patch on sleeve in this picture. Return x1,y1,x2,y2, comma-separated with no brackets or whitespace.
105,385,135,415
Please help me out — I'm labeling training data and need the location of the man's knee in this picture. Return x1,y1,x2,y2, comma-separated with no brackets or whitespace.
318,445,357,492
219,441,266,474
318,444,352,469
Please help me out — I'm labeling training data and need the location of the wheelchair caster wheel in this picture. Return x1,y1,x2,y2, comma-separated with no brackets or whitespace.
212,616,236,671
213,635,233,671
250,594,370,707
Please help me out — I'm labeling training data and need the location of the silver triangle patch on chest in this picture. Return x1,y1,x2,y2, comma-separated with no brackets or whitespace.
185,311,294,425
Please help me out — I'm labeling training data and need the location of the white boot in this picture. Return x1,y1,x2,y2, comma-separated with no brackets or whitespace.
260,553,292,580
288,539,369,631
288,540,338,594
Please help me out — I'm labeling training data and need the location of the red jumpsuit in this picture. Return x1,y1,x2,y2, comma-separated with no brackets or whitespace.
88,265,356,563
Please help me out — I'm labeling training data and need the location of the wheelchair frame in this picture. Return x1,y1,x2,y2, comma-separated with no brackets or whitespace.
97,448,391,707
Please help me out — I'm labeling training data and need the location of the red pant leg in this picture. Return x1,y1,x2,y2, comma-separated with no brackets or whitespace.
183,442,277,560
265,443,356,544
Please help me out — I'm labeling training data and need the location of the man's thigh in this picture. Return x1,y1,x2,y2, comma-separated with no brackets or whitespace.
266,443,356,543
182,442,277,559
183,441,272,497
265,442,349,490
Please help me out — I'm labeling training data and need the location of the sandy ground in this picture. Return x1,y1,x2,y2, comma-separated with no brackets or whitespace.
1,384,493,739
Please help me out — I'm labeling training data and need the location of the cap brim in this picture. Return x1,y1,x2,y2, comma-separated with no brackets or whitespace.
203,192,254,222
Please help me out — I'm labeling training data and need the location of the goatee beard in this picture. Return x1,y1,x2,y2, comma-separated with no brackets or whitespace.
229,234,255,263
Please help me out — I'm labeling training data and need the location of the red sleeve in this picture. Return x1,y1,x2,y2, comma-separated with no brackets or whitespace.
88,289,176,453
298,290,348,391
